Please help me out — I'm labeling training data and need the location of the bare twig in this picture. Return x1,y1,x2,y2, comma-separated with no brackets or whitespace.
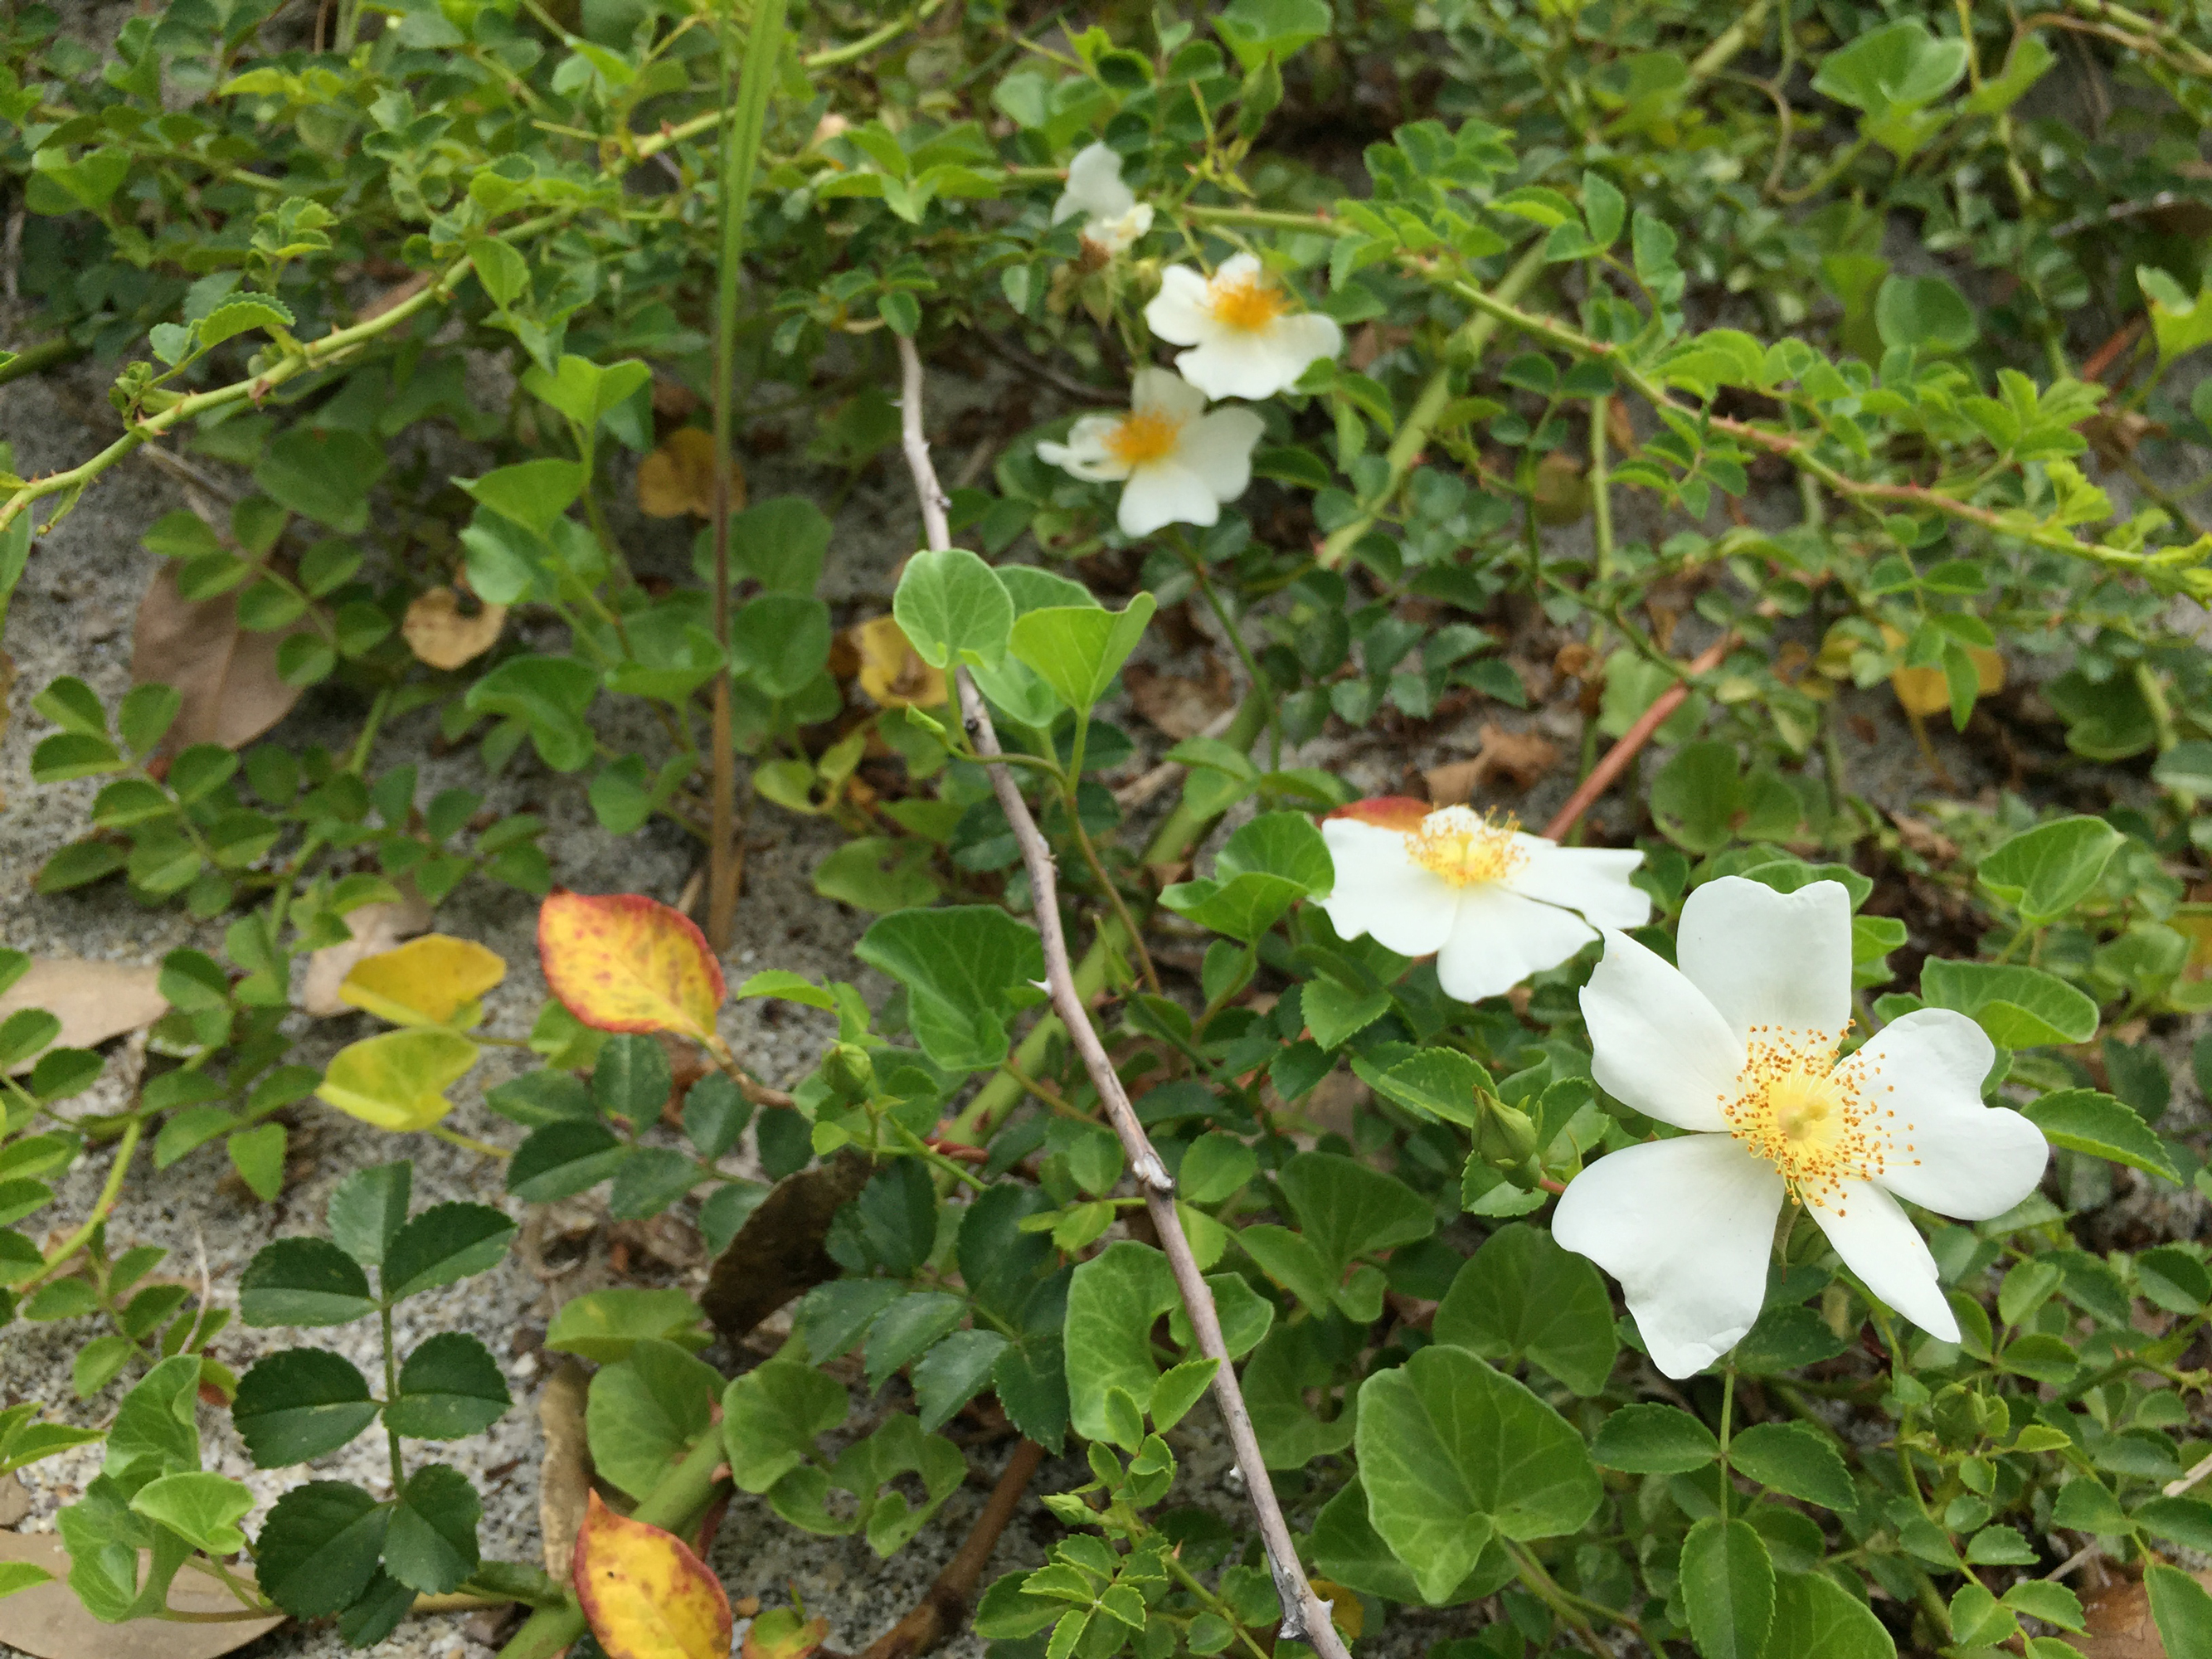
894,334,1349,1659
1544,635,1734,841
854,1441,1048,1659
2166,1448,2212,1499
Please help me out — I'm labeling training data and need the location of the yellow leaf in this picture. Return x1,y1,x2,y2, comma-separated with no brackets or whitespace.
339,934,508,1027
1883,623,2004,717
402,586,508,669
635,427,737,519
315,1029,480,1132
572,1490,732,1659
1308,1578,1364,1641
537,890,725,1041
851,614,947,709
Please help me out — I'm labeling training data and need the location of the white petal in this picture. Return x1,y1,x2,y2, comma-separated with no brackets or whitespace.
1316,820,1457,958
1145,266,1213,344
1212,251,1264,288
1677,877,1853,1044
1037,416,1131,483
1579,929,1742,1133
1434,885,1596,1003
1054,143,1133,224
1087,202,1152,253
1130,366,1208,421
1840,1009,2048,1219
1808,1179,1958,1342
1266,309,1344,381
1174,333,1302,401
1117,460,1223,536
1554,1135,1785,1379
1504,840,1650,930
1174,407,1264,503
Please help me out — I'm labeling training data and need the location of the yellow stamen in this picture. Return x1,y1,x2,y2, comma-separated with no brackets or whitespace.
1406,806,1527,888
1719,1024,1913,1211
1106,409,1182,466
1209,271,1291,332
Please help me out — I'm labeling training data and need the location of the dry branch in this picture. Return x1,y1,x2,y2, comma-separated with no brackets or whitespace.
894,334,1350,1659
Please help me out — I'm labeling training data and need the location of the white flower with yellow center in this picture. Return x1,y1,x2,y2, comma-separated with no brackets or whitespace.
1034,367,1263,538
1554,877,2050,1379
1317,798,1650,1004
1052,142,1154,257
1144,252,1344,401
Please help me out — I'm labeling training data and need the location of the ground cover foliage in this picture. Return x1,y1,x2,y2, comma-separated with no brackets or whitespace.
3,0,2212,1657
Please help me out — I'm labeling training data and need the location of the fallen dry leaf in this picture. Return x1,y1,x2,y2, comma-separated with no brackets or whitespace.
132,564,310,755
702,1148,872,1341
1889,810,1961,864
637,428,738,519
2067,1566,2212,1659
850,615,947,709
0,1473,27,1527
1124,654,1233,741
1423,723,1561,807
0,959,167,1073
299,893,434,1017
1423,757,1487,807
1882,622,2005,718
540,1357,594,1579
0,1534,284,1659
402,586,507,669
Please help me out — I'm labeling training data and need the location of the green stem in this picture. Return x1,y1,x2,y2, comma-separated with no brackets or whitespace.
0,337,82,388
381,1302,405,1493
1063,800,1161,997
1718,1367,1738,1523
1317,241,1548,568
26,1118,142,1288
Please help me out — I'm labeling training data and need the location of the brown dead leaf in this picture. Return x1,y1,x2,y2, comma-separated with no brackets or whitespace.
401,586,507,670
132,564,310,755
1605,396,1638,455
1124,654,1233,741
1478,722,1561,790
636,427,737,519
2067,1567,2212,1659
702,1148,872,1341
0,1472,27,1527
1422,758,1487,807
0,959,167,1073
1890,810,1960,864
850,615,948,709
1529,450,1590,525
0,1534,285,1659
298,893,434,1016
539,1357,594,1579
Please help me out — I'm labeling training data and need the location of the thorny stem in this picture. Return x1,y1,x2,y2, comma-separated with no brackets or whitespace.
1544,635,1735,841
895,334,1350,1659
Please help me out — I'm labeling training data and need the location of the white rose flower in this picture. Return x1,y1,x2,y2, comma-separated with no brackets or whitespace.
1317,799,1650,1004
1052,142,1154,256
1034,367,1263,538
1553,876,2050,1380
1144,251,1344,400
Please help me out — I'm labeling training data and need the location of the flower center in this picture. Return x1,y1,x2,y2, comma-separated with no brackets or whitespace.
1721,1025,1904,1209
1208,271,1291,332
1406,806,1527,888
1105,409,1184,466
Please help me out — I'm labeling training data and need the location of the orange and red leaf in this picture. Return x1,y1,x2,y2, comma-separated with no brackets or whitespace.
537,891,726,1042
572,1489,733,1659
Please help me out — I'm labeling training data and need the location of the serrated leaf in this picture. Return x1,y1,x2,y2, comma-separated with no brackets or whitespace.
538,890,726,1040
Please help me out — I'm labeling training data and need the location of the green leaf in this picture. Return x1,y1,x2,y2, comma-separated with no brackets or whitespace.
380,1202,517,1301
1063,1242,1198,1444
228,1121,286,1202
253,427,386,533
585,1336,721,1500
1769,1569,1896,1659
130,1471,255,1555
256,1481,391,1618
732,496,834,596
386,1332,511,1439
893,547,1014,669
1353,1345,1602,1603
1356,1048,1490,1128
315,1028,480,1134
1875,275,1978,353
736,970,839,1010
2023,1089,2178,1182
458,460,586,541
521,355,651,433
197,294,295,350
1591,1403,1721,1473
1680,1517,1775,1659
239,1238,378,1326
730,595,832,698
1433,1222,1618,1396
1920,959,2098,1048
1978,816,2124,925
383,1463,480,1594
722,1359,849,1491
1159,811,1335,943
1308,1475,1511,1608
1213,0,1331,70
912,1329,1011,1433
327,1162,412,1268
1279,1151,1433,1277
1009,594,1156,714
1302,976,1390,1049
853,906,1046,1073
546,1287,708,1364
233,1349,381,1466
1727,1421,1856,1510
